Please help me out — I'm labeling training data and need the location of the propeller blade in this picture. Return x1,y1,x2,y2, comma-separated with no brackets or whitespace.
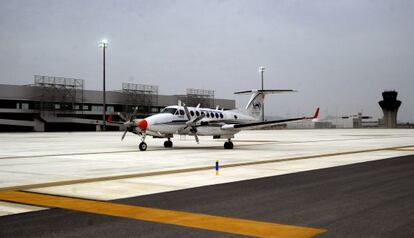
129,107,138,122
121,129,128,141
194,134,199,144
192,114,205,123
183,104,191,121
121,108,139,141
183,114,205,130
117,112,128,122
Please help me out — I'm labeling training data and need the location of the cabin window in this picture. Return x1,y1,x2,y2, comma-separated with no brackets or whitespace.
215,113,219,118
190,111,195,117
206,112,210,118
220,113,224,119
234,115,238,119
211,113,215,118
179,109,185,115
196,111,200,116
160,108,177,114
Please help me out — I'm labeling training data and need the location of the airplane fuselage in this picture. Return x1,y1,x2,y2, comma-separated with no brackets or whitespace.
140,106,255,138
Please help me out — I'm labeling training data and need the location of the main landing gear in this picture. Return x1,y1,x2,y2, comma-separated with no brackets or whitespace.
164,138,173,148
224,139,234,149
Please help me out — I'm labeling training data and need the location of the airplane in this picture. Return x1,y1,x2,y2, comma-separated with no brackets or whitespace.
119,89,319,151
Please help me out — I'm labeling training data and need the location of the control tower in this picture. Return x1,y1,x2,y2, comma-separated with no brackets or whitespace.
378,91,401,128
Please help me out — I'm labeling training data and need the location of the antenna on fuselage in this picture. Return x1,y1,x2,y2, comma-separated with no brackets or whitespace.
178,100,182,106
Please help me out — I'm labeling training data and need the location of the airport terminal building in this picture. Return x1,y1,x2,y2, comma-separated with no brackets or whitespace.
0,76,235,132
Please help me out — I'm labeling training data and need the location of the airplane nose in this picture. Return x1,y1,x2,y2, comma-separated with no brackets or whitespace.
136,119,148,130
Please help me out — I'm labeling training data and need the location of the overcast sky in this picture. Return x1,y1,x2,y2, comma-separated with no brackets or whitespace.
0,0,413,122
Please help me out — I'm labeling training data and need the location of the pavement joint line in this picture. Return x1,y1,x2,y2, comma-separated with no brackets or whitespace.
0,149,147,160
0,191,326,238
0,144,413,192
0,142,268,160
1,136,409,160
390,148,414,151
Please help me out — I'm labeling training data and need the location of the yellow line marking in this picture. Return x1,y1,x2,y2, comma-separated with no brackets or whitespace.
1,145,413,192
0,191,326,238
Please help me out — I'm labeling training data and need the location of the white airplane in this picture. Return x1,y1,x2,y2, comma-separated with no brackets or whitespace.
120,90,319,151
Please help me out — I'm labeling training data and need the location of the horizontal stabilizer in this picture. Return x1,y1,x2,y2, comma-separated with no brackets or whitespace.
234,89,297,95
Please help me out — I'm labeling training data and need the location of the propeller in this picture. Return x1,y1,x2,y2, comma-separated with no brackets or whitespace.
121,107,138,140
182,104,205,144
117,112,128,122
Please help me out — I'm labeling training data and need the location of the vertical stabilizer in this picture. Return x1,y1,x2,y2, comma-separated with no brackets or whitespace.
234,89,296,120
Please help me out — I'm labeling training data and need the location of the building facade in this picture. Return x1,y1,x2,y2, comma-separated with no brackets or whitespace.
0,82,235,132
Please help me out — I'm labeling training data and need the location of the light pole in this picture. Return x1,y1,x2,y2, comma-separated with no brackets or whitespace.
99,39,109,131
259,66,265,121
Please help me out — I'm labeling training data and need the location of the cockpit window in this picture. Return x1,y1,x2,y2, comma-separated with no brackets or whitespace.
161,108,177,114
179,109,185,115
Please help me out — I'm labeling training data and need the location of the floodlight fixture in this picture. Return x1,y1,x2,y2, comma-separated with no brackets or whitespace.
99,39,109,48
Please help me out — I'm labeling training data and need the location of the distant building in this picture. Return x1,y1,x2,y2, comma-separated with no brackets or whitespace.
286,113,378,129
0,76,235,132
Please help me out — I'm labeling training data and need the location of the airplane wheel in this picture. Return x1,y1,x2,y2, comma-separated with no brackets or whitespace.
164,140,173,148
224,141,234,149
139,142,147,151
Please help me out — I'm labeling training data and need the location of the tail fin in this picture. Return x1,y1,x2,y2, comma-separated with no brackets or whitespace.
234,89,296,119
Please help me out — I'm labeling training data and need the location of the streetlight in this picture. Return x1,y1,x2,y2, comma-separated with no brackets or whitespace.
259,66,265,121
99,39,109,131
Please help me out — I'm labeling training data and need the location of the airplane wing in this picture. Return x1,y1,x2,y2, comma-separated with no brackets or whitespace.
222,108,319,131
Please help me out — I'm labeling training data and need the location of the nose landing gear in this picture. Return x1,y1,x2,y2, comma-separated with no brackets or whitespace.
139,134,147,151
139,142,147,151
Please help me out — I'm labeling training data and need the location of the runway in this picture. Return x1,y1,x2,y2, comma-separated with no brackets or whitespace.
0,129,413,237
